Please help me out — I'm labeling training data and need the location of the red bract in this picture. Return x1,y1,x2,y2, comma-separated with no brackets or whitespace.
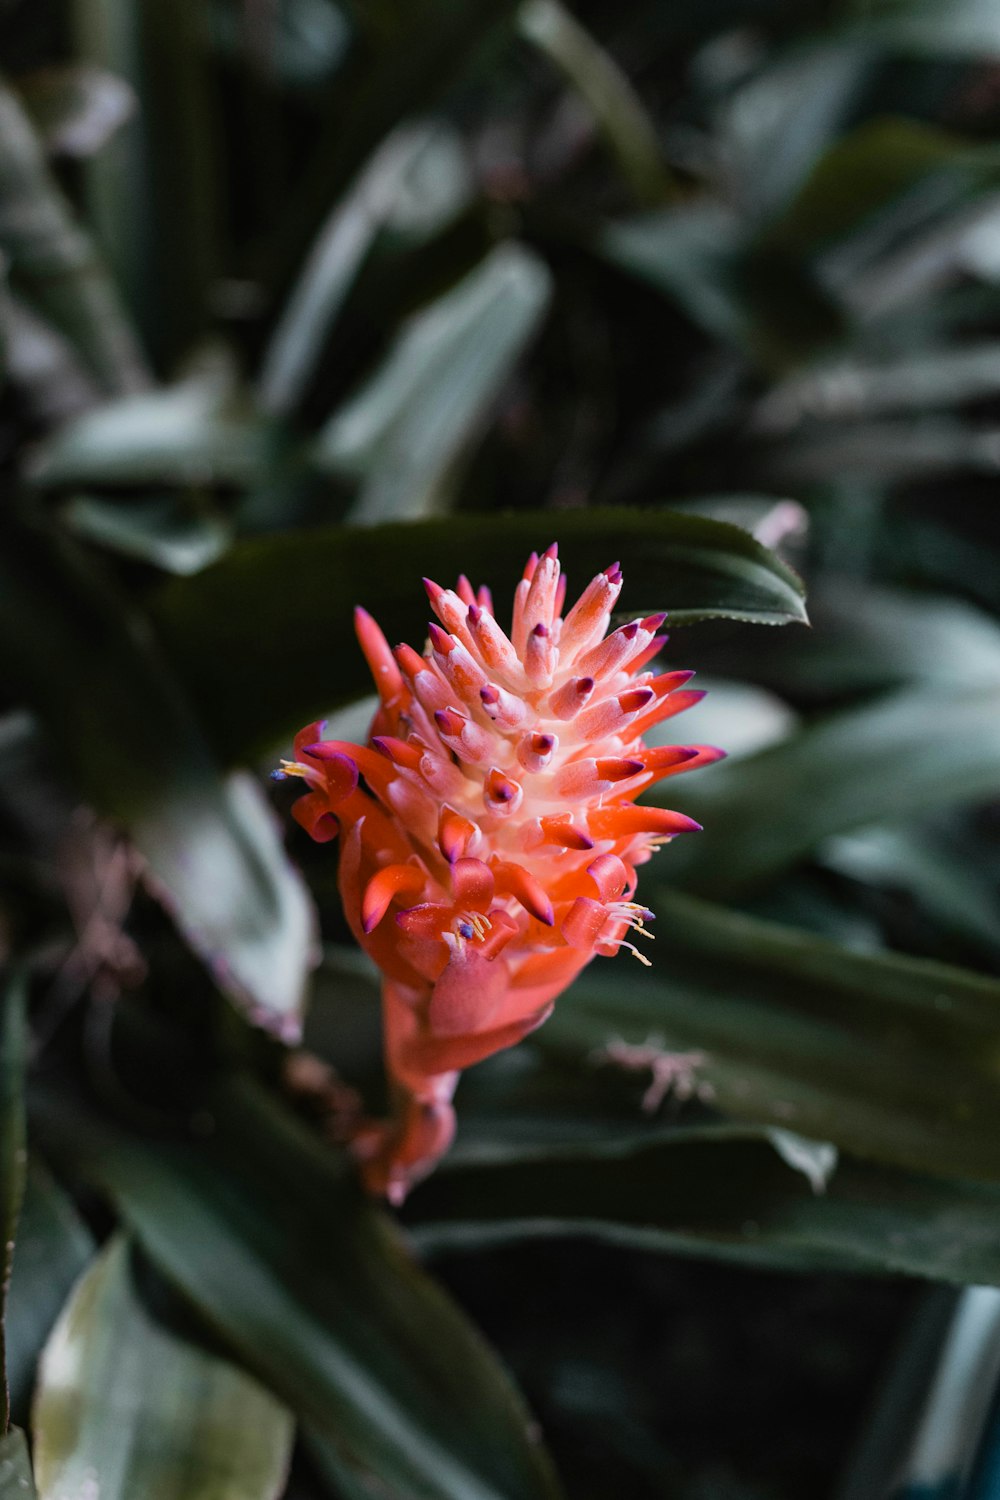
280,546,723,1202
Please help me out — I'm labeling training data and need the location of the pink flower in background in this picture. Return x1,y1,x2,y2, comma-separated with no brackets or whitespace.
280,546,723,1202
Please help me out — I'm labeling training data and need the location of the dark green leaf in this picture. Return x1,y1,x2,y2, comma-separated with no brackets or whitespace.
820,824,1000,960
259,123,471,419
0,517,312,1037
150,507,807,759
538,888,1000,1185
518,0,675,207
0,1428,34,1498
15,64,134,159
760,116,995,264
62,497,232,577
0,73,148,396
407,1125,1000,1287
32,1079,562,1500
0,976,26,1434
72,0,219,367
31,356,274,490
663,682,1000,896
849,0,1000,57
317,243,553,525
5,1162,94,1429
32,1236,294,1500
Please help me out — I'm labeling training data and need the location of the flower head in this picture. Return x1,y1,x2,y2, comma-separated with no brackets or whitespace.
281,546,723,1201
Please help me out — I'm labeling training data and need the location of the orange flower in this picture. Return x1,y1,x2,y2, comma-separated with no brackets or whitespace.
280,547,723,1202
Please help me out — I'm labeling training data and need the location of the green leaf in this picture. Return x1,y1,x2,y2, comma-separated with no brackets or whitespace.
15,64,135,160
662,682,1000,896
62,496,232,578
718,43,876,222
0,516,313,1038
0,1428,34,1498
406,1124,1000,1286
703,583,1000,702
32,1079,562,1500
599,204,754,348
30,355,274,490
518,0,675,207
0,976,26,1433
538,888,1000,1185
6,1162,94,1429
32,1236,294,1500
0,72,148,397
820,824,1000,961
150,507,807,759
315,243,553,525
848,0,1000,57
258,123,470,419
760,116,993,263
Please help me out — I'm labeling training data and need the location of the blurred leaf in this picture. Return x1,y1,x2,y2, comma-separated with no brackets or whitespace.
761,415,1000,485
820,824,1000,960
316,243,553,524
0,289,100,423
63,496,232,577
0,72,148,396
0,1429,34,1498
538,887,1000,1184
839,1284,1000,1500
761,116,989,265
34,1078,563,1500
519,0,675,206
663,681,1000,896
0,516,313,1038
407,1124,1000,1286
259,123,471,418
718,42,876,221
150,507,807,759
209,0,350,87
753,342,1000,430
6,1161,94,1428
30,353,274,489
599,203,843,366
599,203,753,346
33,1236,295,1500
15,64,135,158
0,975,26,1434
700,583,1000,702
850,0,1000,57
73,0,218,367
275,0,519,277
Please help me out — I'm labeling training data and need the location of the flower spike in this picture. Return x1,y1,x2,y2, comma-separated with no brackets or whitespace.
282,551,721,1202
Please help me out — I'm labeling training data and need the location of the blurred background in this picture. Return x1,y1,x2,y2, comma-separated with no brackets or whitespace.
4,1,1000,1498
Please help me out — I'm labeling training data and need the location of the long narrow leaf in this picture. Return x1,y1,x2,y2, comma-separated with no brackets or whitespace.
0,516,313,1037
32,1078,562,1500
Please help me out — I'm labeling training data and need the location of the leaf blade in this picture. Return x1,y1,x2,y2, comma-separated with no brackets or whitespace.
150,507,807,759
32,1236,294,1500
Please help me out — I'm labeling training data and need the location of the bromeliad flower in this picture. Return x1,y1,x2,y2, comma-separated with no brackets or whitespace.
279,547,723,1202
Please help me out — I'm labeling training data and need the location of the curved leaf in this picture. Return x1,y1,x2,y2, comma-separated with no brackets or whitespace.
406,1125,1000,1287
318,243,553,526
32,1079,562,1500
5,1162,94,1430
663,682,1000,896
0,74,148,396
150,507,807,759
0,1429,34,1498
540,888,1000,1185
0,976,26,1434
32,1236,294,1500
0,516,313,1038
